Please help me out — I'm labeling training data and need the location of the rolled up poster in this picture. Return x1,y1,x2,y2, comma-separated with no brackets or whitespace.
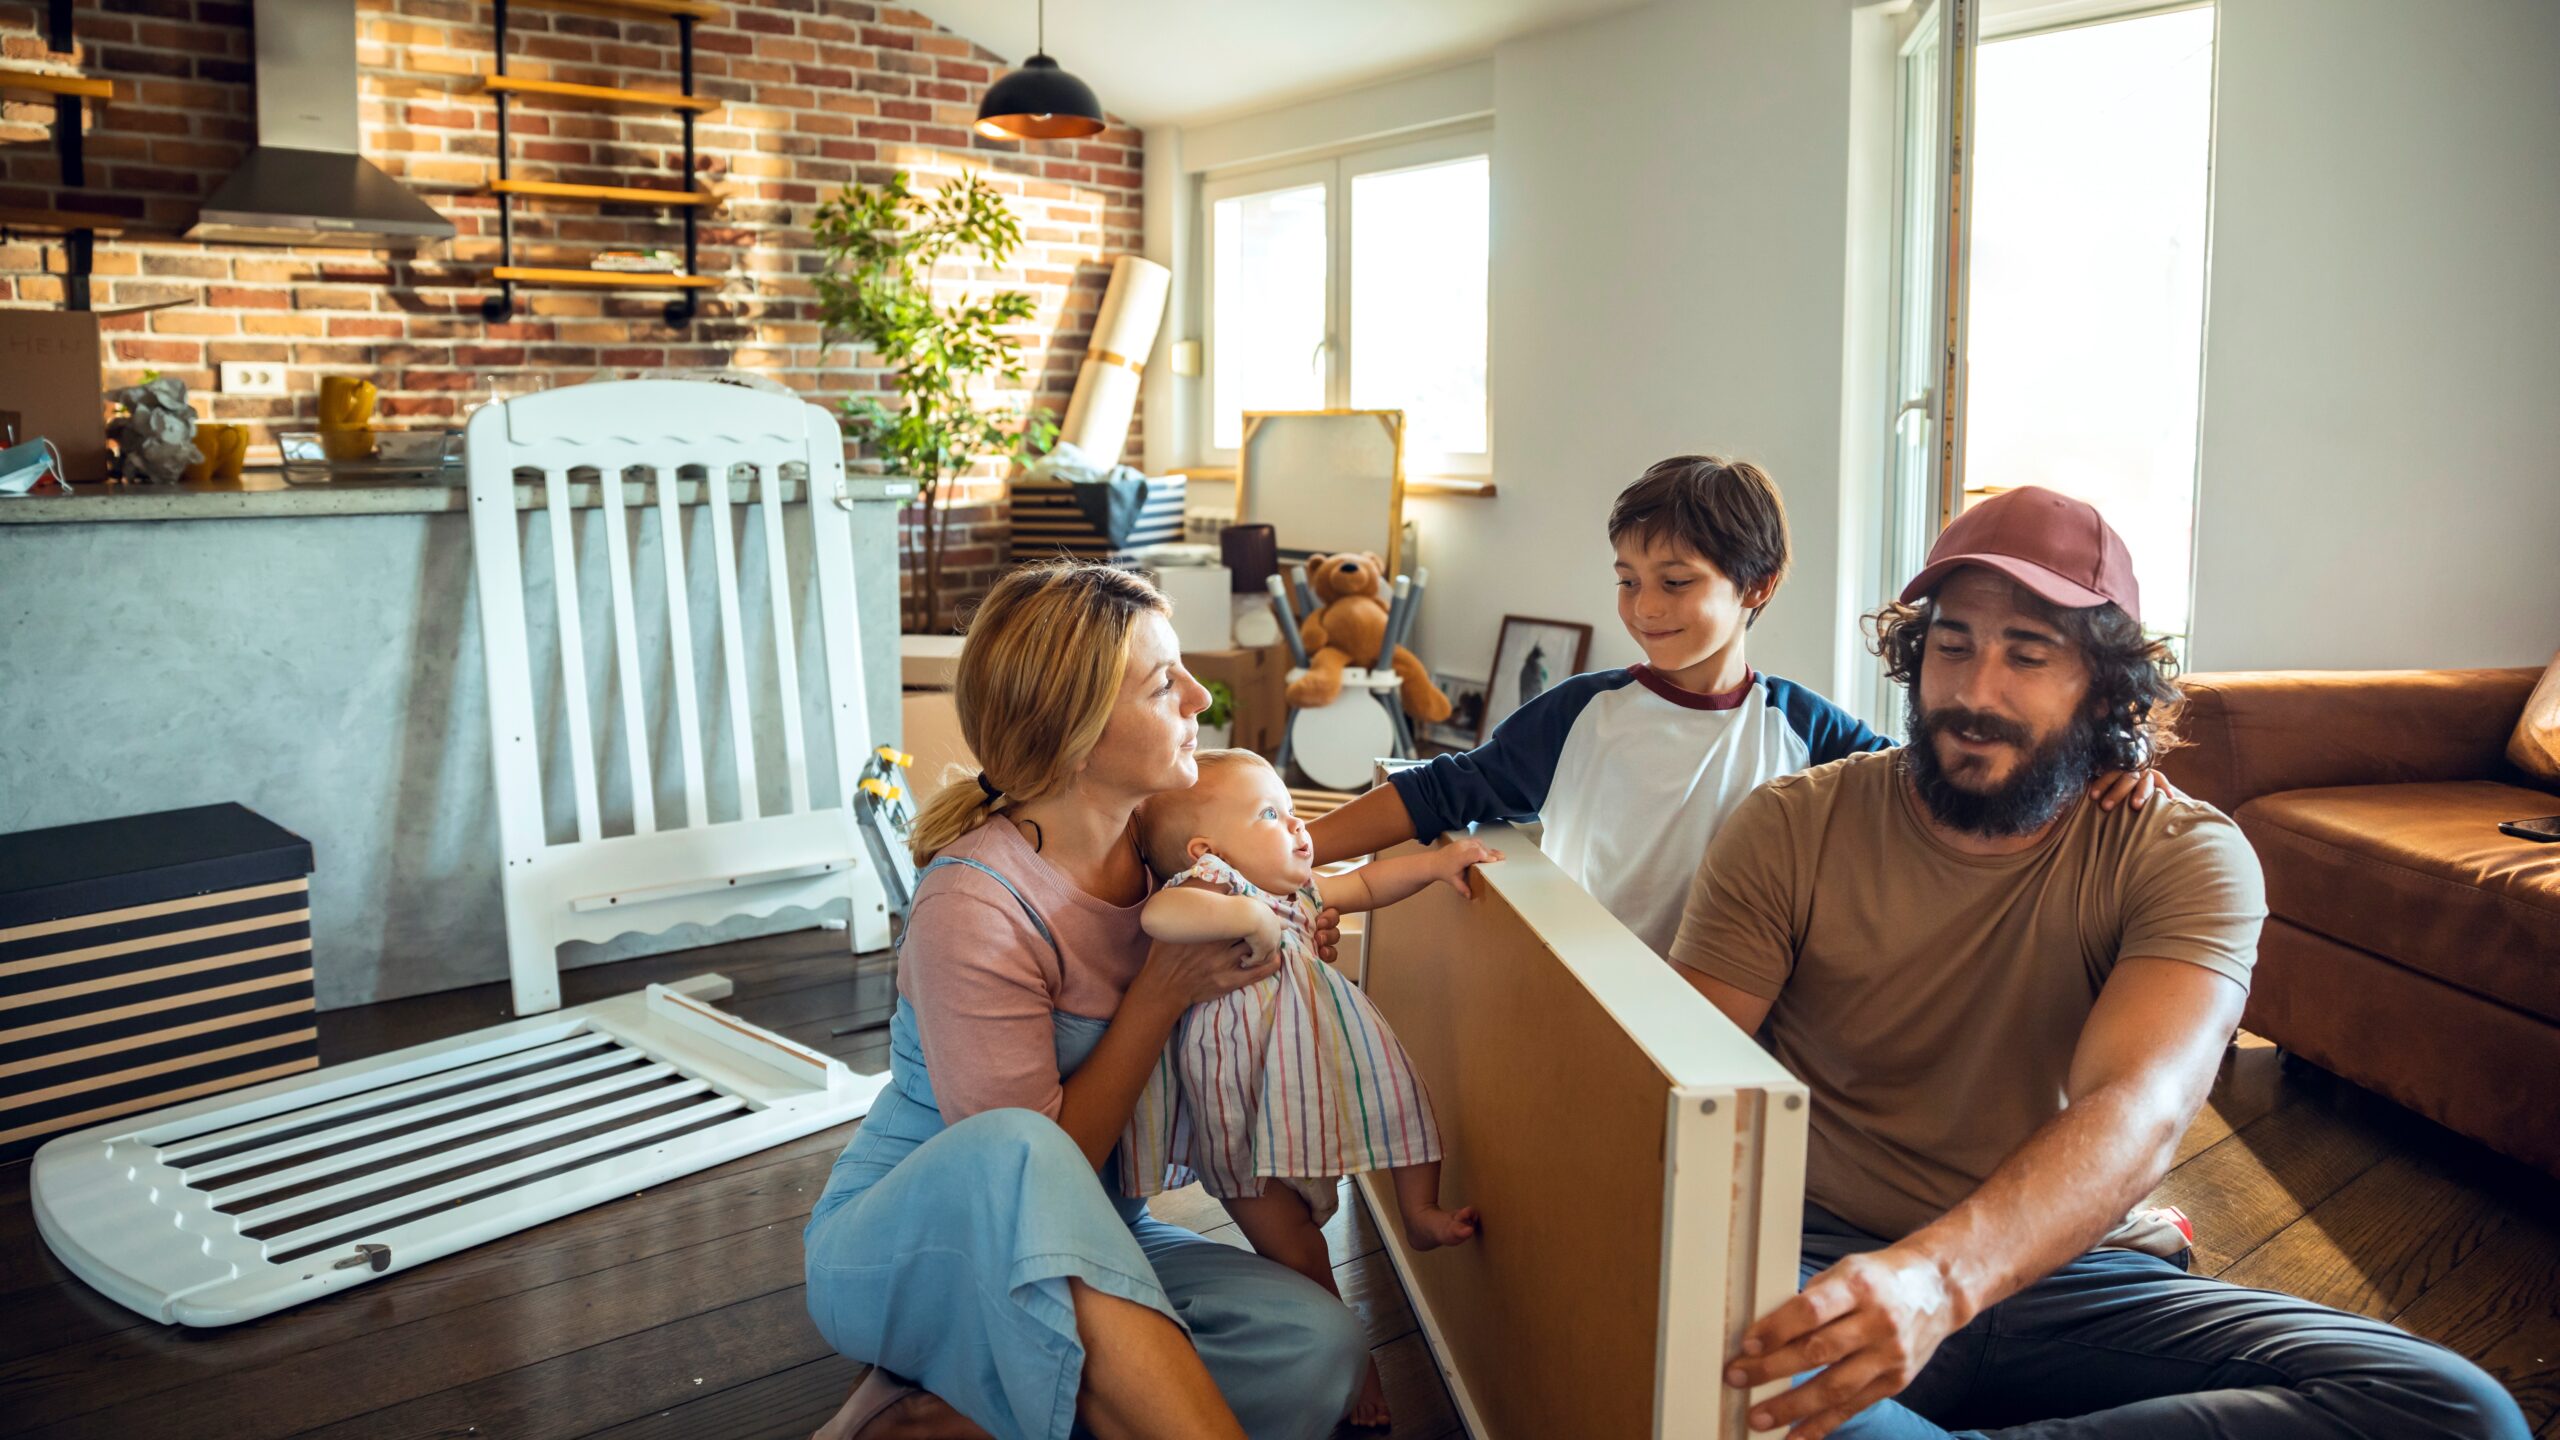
1059,359,1143,464
1059,255,1170,462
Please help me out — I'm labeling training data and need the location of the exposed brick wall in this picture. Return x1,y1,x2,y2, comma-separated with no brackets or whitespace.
0,0,1144,625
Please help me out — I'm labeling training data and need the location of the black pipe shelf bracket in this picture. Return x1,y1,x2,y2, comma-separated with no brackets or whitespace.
11,0,107,312
481,0,715,327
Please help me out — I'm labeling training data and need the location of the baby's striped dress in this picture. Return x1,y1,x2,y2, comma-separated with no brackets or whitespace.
1115,853,1441,1224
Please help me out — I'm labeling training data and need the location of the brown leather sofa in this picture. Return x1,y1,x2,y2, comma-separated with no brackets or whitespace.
2163,667,2560,1180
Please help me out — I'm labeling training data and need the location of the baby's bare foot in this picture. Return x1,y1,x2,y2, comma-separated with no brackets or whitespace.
1404,1202,1479,1251
1345,1355,1393,1428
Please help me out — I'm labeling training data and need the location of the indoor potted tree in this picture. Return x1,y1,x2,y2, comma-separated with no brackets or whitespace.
814,170,1057,632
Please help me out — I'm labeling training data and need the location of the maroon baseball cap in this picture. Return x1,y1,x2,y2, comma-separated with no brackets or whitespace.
1898,485,2141,625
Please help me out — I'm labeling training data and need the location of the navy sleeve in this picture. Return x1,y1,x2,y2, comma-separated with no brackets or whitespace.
1760,673,1892,765
1387,671,1628,837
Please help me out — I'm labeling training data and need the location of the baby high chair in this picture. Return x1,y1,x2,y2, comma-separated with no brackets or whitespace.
1265,562,1431,792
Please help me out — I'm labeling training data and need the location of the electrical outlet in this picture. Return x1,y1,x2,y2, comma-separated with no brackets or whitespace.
219,360,287,397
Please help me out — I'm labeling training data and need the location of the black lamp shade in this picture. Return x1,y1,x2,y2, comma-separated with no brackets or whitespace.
975,53,1106,141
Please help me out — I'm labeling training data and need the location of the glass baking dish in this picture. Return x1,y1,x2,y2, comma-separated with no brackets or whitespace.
277,429,464,484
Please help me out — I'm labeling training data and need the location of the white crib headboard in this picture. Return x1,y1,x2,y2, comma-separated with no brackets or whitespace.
466,379,890,1015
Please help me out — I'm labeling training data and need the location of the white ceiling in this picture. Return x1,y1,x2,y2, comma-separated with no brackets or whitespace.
906,0,1652,128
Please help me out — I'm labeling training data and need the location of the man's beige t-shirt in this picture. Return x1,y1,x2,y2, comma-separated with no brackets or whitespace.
1669,748,2266,1251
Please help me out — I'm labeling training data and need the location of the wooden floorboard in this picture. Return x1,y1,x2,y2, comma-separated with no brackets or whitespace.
3,931,2551,1437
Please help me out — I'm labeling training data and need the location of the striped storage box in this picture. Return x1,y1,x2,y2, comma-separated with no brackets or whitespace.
1,804,318,1163
1009,472,1186,565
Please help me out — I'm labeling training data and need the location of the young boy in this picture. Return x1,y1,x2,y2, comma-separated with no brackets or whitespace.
1309,455,1878,956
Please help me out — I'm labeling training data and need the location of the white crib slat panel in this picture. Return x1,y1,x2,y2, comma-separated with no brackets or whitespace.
235,1078,719,1231
200,1061,681,1203
653,469,710,827
466,438,553,885
597,466,658,836
697,457,762,822
541,469,603,843
760,467,813,814
258,1093,741,1249
179,1043,635,1183
804,415,872,811
159,1032,610,1161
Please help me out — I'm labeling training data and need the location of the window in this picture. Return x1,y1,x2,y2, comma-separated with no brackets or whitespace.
1964,5,2215,641
1203,128,1492,475
1869,0,2212,731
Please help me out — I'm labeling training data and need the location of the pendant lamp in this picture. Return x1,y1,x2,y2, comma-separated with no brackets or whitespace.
974,0,1106,141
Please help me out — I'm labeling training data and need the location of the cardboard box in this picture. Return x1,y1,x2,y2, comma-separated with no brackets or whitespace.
0,309,106,483
1184,644,1290,759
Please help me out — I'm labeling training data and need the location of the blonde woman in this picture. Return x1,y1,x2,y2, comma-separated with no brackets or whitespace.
803,563,1367,1440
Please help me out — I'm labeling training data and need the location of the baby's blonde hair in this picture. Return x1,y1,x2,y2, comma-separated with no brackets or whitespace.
1138,749,1275,879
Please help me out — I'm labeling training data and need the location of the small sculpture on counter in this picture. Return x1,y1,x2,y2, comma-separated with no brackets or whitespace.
104,375,202,485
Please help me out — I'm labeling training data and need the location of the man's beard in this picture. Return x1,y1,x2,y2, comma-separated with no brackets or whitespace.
1903,698,2105,837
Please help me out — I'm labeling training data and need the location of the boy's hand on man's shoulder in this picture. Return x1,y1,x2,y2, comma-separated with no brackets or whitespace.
2088,767,2176,812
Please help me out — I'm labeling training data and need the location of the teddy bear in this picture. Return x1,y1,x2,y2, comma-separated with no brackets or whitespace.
1284,552,1454,724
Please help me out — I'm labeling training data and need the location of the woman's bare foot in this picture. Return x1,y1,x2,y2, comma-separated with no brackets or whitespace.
1345,1355,1394,1428
1403,1202,1480,1251
813,1371,992,1440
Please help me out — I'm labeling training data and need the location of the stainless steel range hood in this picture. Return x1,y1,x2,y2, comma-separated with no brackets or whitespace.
187,0,455,248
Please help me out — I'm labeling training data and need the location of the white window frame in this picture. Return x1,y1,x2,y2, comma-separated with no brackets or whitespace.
1198,123,1494,480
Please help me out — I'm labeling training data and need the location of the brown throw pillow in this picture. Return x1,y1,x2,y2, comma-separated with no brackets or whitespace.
2511,649,2560,790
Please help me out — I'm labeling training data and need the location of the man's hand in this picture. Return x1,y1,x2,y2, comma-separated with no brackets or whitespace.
1725,1243,1969,1438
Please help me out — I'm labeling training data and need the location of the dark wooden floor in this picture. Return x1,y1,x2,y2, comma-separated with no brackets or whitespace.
4,927,2554,1438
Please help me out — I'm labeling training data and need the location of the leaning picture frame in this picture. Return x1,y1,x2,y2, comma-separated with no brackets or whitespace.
1481,616,1593,743
1424,675,1488,751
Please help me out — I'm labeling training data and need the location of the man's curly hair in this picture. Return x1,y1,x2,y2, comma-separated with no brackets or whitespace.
1866,583,2188,772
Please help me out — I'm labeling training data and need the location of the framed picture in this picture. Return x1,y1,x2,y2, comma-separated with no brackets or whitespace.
1424,675,1487,751
1481,617,1594,742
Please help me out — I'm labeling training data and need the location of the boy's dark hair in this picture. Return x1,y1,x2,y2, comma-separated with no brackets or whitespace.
1607,455,1791,627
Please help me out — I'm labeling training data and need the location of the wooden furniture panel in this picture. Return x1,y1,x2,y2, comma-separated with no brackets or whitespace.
1355,827,1808,1438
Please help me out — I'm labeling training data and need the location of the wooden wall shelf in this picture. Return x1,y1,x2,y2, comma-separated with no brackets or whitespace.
478,75,721,113
0,69,115,102
489,177,719,208
1406,476,1499,499
493,265,721,289
489,0,721,23
481,0,713,324
0,205,127,234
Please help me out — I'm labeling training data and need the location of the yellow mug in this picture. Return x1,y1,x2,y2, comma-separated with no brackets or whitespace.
183,423,250,484
319,376,378,462
318,376,377,429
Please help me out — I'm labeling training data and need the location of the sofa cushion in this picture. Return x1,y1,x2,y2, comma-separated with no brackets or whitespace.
2237,781,2560,1024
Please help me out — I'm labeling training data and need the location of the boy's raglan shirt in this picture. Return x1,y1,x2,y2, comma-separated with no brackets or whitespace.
1387,667,1887,955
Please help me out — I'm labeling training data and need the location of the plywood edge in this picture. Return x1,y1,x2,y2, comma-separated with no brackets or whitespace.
1354,1169,1494,1440
1443,825,1799,1093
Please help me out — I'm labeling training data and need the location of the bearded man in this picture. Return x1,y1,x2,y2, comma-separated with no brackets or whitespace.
1671,487,2525,1440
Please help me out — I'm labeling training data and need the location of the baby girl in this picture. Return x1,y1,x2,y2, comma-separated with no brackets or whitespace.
1124,749,1498,1426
